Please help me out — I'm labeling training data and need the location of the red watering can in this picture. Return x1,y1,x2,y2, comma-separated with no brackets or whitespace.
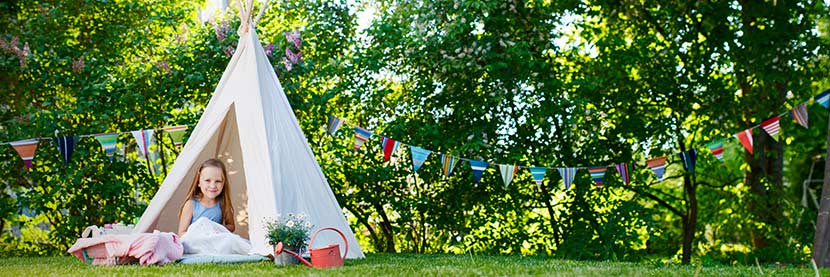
274,227,349,268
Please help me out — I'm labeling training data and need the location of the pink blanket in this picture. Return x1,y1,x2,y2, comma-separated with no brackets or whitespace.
67,231,183,265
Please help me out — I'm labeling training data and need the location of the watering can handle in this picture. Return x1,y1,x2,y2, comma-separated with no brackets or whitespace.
309,227,349,260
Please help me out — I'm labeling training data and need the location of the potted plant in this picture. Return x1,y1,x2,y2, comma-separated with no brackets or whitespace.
265,213,312,265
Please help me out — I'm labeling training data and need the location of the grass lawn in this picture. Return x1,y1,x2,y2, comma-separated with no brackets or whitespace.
0,253,823,276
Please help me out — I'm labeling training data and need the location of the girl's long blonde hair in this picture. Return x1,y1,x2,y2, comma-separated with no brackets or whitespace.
178,158,234,227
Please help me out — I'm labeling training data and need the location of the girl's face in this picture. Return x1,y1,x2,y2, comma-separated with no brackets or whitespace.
198,166,224,201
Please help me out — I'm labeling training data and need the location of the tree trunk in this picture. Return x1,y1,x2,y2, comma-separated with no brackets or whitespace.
540,181,561,245
678,141,697,265
744,130,785,250
372,201,396,252
343,203,381,252
812,111,830,267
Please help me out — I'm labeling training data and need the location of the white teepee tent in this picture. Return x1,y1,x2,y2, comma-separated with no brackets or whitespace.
133,0,364,258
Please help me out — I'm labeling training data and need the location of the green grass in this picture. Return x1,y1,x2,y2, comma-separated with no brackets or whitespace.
0,254,823,276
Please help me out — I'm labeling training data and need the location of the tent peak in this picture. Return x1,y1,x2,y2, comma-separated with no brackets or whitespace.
236,0,271,35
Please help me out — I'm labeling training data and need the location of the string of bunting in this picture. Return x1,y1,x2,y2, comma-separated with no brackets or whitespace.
326,89,830,189
0,124,193,172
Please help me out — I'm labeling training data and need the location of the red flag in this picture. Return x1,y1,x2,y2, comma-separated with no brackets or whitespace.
734,129,754,154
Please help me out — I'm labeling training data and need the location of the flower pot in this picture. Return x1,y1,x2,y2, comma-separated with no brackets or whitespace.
273,245,300,265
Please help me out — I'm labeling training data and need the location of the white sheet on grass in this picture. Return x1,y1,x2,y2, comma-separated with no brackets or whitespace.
181,217,252,255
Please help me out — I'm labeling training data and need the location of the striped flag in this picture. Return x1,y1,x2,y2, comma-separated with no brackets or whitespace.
94,133,119,160
440,154,458,177
469,160,489,183
734,129,754,154
498,164,519,188
327,115,345,135
817,89,830,109
10,139,39,172
646,156,668,181
706,139,725,161
680,149,697,173
131,129,155,159
791,103,809,128
381,137,400,162
353,127,373,150
556,167,577,190
54,136,79,165
163,125,188,148
529,166,547,189
409,146,431,172
615,163,632,185
760,116,780,141
588,167,607,187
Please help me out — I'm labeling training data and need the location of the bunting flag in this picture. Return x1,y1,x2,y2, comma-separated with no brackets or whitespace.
791,103,809,128
556,167,577,190
680,149,697,173
615,163,632,185
817,89,830,109
706,139,725,161
760,116,780,141
94,133,119,160
498,164,519,188
469,160,489,183
440,154,458,177
734,129,754,154
587,167,607,187
327,115,345,135
409,146,431,172
163,125,188,148
131,129,155,159
353,127,373,150
381,137,401,162
54,136,79,165
529,167,547,188
646,156,668,181
10,139,39,172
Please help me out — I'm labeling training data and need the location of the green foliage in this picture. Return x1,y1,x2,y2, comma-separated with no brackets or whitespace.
0,0,829,266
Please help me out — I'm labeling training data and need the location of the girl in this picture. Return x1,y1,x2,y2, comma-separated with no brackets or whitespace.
178,158,235,236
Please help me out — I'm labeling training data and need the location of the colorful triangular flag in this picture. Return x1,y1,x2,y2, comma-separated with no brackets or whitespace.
441,154,458,177
409,146,431,172
54,136,79,165
381,137,400,162
94,133,119,160
327,115,345,135
131,129,156,159
646,156,668,182
680,149,697,173
556,167,577,190
816,89,830,109
791,103,809,128
529,166,547,189
353,127,373,150
163,125,188,148
760,116,780,141
734,129,754,154
10,139,39,172
588,167,607,187
498,164,519,188
615,163,632,185
706,139,725,161
469,160,489,183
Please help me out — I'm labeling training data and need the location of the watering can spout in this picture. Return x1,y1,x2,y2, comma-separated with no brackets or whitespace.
274,242,313,267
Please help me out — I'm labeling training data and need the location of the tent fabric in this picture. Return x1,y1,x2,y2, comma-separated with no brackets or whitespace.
133,19,364,258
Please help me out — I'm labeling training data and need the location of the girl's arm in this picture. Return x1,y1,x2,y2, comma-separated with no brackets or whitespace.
178,200,194,236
